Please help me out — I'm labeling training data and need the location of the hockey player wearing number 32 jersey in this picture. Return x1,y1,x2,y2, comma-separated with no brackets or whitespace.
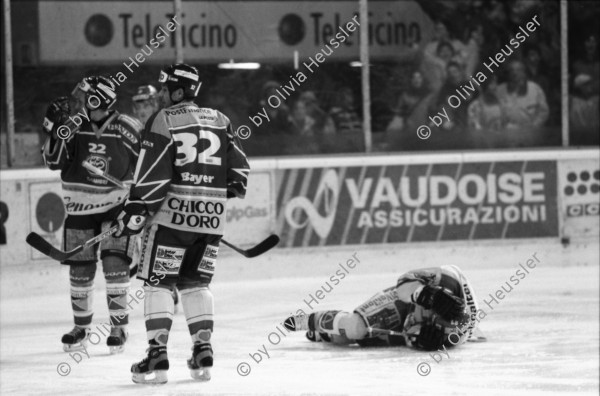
41,76,142,354
113,63,250,384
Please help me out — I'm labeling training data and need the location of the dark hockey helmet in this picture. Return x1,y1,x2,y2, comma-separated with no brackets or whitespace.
158,63,201,100
71,76,117,111
436,310,473,347
132,85,158,102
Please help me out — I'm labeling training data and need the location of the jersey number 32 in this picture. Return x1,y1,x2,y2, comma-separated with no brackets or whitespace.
173,129,222,167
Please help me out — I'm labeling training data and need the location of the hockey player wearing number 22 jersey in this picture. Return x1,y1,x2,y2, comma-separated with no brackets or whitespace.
114,64,250,384
41,76,142,354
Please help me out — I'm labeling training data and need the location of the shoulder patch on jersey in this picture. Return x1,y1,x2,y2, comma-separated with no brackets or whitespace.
194,107,219,123
116,114,142,144
118,114,143,132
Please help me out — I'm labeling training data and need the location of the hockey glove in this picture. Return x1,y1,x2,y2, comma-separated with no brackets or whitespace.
415,285,465,321
42,96,71,134
114,203,147,238
415,323,446,351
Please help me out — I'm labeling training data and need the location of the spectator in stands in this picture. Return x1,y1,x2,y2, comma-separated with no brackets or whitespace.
421,40,462,93
481,0,510,51
570,73,600,145
509,0,543,25
420,60,474,149
329,87,362,134
463,24,485,77
468,75,505,147
483,0,508,28
289,99,316,137
572,34,600,97
257,80,293,134
424,20,467,63
431,61,471,132
523,46,551,99
387,70,432,133
496,60,549,131
299,91,335,135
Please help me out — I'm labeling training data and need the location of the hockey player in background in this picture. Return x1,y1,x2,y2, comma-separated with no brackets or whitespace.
131,84,160,125
130,83,180,313
41,76,142,353
285,265,482,351
113,63,250,384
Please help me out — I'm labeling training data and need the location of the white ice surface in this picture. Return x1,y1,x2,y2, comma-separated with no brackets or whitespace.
1,239,598,396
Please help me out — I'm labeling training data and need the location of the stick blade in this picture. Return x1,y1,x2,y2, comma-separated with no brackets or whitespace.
26,232,76,261
243,234,280,258
26,232,55,256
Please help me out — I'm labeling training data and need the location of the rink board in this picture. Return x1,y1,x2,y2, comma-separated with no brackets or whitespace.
0,168,274,267
275,160,558,247
0,149,598,265
272,149,598,247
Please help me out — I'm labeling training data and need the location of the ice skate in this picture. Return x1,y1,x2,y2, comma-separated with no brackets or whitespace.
131,344,169,385
61,326,90,352
187,343,213,381
106,326,128,354
284,312,313,331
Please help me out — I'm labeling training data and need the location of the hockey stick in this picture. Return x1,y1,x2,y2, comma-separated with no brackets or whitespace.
26,226,119,261
82,161,132,188
27,227,138,276
24,162,128,262
367,327,405,337
221,234,280,258
83,161,280,258
367,325,487,342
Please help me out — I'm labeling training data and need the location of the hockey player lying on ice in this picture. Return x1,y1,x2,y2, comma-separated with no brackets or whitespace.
285,265,483,351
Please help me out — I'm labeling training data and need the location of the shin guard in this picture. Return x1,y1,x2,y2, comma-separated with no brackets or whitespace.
69,264,96,327
103,256,131,327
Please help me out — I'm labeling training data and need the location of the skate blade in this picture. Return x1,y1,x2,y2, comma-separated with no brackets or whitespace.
63,340,88,352
132,370,168,385
190,367,211,382
109,345,125,354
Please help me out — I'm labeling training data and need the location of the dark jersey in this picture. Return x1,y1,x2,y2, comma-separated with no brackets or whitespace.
127,102,250,236
42,111,142,215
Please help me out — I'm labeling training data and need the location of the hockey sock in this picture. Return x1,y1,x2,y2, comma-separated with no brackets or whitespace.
180,285,214,341
69,264,96,327
143,285,174,346
180,284,214,368
103,256,130,327
314,311,367,343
